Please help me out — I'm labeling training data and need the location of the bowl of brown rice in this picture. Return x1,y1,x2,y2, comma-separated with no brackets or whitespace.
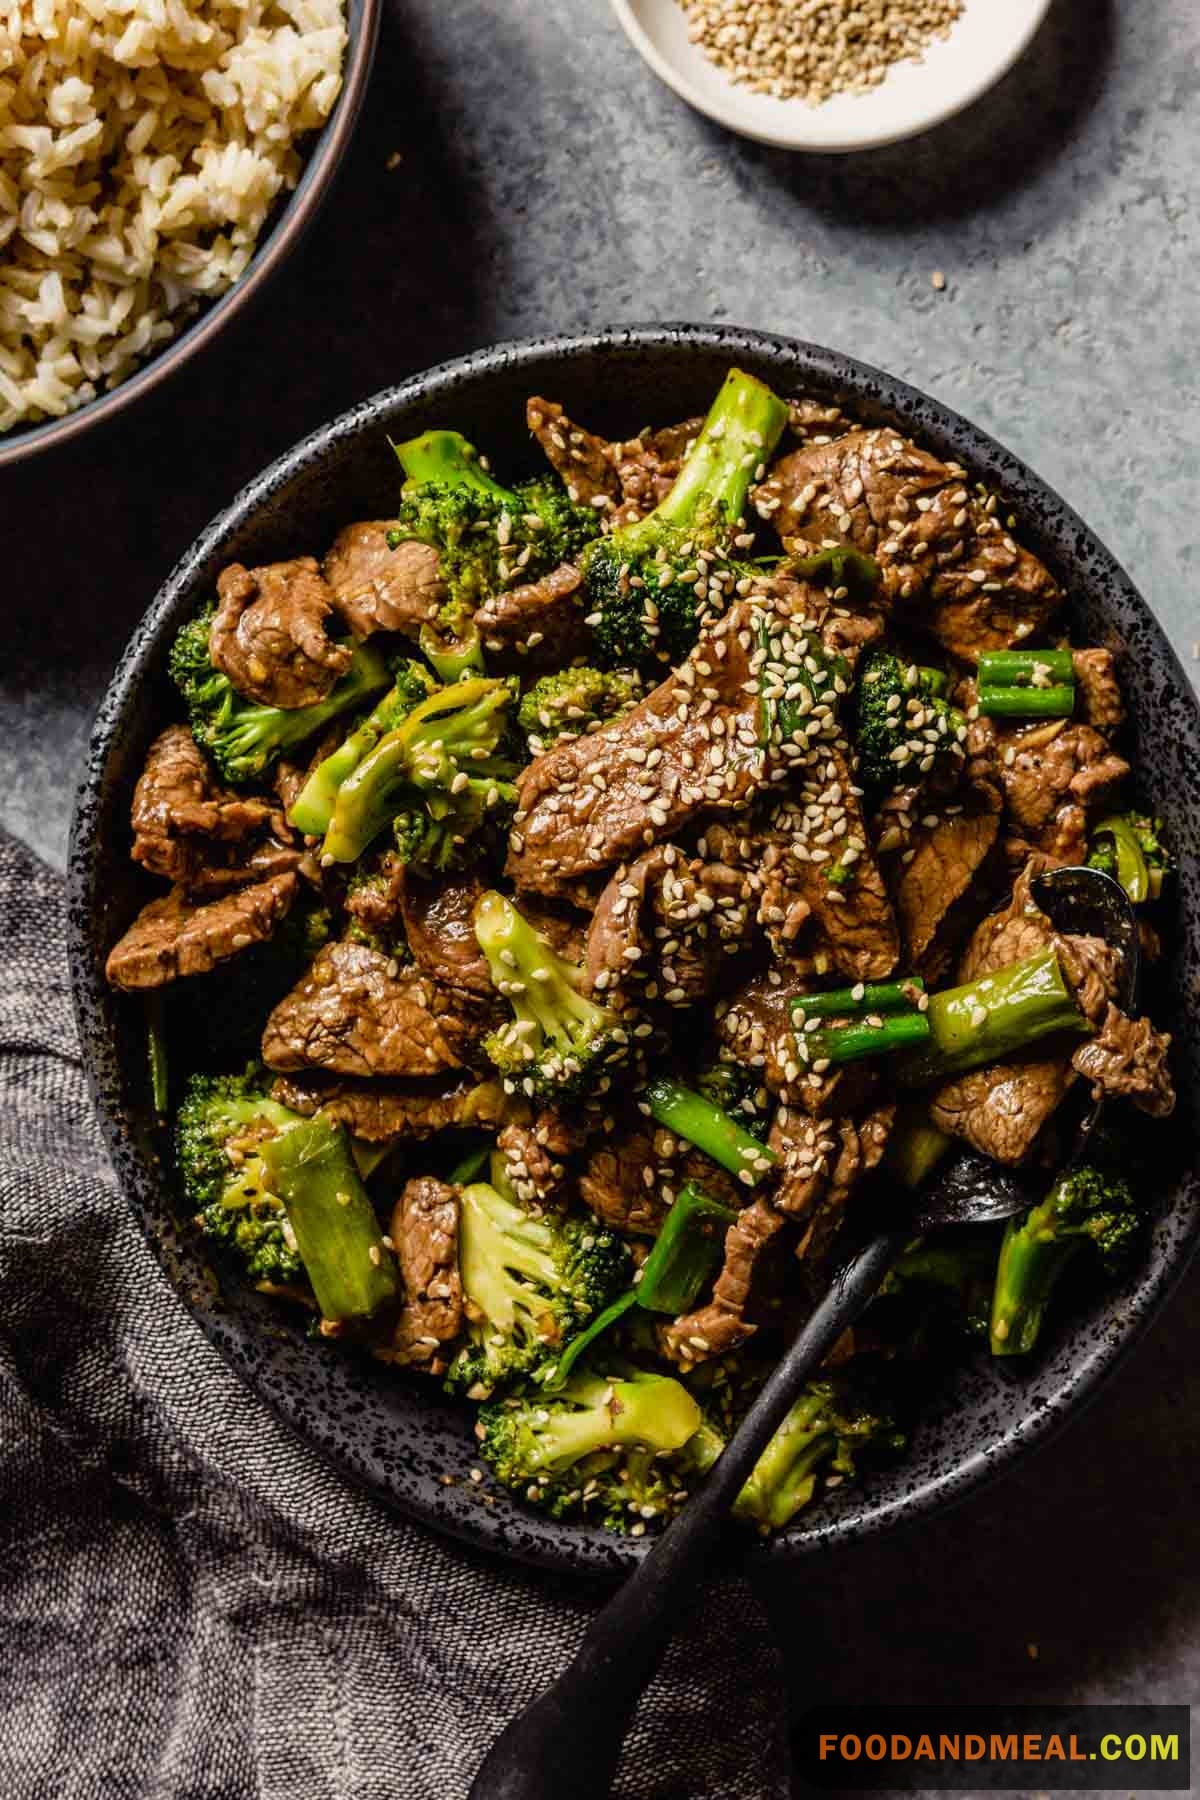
0,0,379,467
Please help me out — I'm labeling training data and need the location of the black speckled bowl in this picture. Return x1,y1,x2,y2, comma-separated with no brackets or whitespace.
68,327,1200,1575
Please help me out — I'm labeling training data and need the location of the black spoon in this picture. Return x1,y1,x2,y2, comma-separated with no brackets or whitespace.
468,867,1138,1800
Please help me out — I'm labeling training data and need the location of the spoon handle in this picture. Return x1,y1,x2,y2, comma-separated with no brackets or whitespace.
468,1227,906,1800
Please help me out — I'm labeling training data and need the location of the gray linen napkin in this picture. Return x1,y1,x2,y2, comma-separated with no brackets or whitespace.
0,831,791,1800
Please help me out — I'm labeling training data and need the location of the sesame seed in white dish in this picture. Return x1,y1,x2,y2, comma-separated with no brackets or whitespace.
0,0,347,433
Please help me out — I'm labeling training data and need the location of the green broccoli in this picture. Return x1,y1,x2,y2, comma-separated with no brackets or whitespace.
389,429,601,660
693,1059,773,1142
322,676,519,866
168,604,391,786
477,1368,703,1528
878,1235,998,1342
1087,812,1171,904
176,1069,308,1287
581,368,789,668
990,1163,1146,1357
732,1371,906,1534
288,659,436,837
852,649,966,795
473,890,629,1103
516,665,643,753
444,1181,631,1399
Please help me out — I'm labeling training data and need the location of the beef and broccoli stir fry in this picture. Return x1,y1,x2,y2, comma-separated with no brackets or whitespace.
104,369,1176,1535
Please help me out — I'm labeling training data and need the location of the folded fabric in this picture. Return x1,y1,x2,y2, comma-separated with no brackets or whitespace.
0,831,791,1800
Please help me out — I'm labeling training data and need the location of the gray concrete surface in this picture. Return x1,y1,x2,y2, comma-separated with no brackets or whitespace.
2,0,1196,1789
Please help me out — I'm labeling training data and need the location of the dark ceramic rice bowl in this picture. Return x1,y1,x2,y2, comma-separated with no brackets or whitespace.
68,326,1200,1575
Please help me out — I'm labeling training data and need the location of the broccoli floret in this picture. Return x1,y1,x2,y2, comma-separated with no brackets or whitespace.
478,1367,702,1527
444,1182,631,1398
176,1069,307,1287
474,890,629,1103
732,1371,906,1534
693,1058,773,1142
168,604,391,786
516,665,643,753
288,659,436,837
1087,812,1171,904
389,431,600,642
322,675,520,866
581,369,789,668
990,1163,1146,1357
878,1235,998,1342
852,649,966,795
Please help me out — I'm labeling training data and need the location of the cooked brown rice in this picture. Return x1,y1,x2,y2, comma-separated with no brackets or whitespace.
0,0,347,432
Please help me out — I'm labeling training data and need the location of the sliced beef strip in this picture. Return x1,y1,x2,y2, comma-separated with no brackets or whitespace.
755,428,1063,662
716,969,879,1118
786,396,850,443
474,561,590,666
579,1124,742,1238
506,599,763,895
929,1055,1076,1166
507,584,840,897
211,558,352,709
1071,648,1125,733
261,940,492,1079
376,1177,462,1370
775,1103,894,1285
397,867,491,994
998,720,1129,850
105,870,298,990
527,396,622,509
270,1072,519,1142
1070,1005,1175,1117
659,1198,786,1368
755,762,900,983
606,418,703,525
323,521,444,637
890,802,1002,980
343,850,407,942
494,1112,582,1210
585,842,755,1008
131,725,273,884
518,895,590,966
926,861,1122,1164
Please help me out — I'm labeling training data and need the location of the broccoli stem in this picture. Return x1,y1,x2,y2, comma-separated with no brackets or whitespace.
883,1105,955,1189
977,683,1076,719
449,1142,492,1185
323,676,508,864
419,621,486,682
643,1078,778,1187
289,688,403,837
146,995,169,1116
636,1182,739,1314
613,370,788,563
790,545,881,602
897,947,1089,1087
990,1192,1080,1356
545,1289,639,1389
803,1013,932,1068
1089,815,1151,904
978,649,1076,688
794,978,926,1021
394,429,519,506
793,977,930,1068
257,1117,398,1324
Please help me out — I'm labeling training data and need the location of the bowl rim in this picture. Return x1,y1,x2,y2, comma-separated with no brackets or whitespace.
608,0,1054,154
68,323,1200,1574
0,0,381,472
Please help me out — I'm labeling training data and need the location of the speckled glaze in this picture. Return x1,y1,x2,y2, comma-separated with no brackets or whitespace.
67,327,1200,1576
0,0,379,470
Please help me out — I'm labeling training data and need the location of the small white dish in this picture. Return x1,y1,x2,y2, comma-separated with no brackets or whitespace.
610,0,1053,153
